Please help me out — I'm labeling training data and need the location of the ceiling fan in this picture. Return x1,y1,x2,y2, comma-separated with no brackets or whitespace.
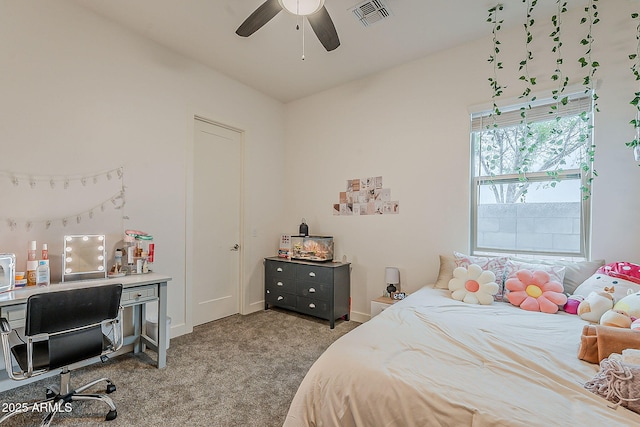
236,0,340,52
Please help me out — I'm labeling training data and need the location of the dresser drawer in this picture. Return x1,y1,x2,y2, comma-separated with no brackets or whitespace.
121,285,158,306
265,260,295,279
296,282,331,301
265,276,296,294
296,296,331,319
295,264,332,284
265,289,296,310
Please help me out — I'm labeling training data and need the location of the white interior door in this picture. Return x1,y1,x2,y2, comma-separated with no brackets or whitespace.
191,118,242,326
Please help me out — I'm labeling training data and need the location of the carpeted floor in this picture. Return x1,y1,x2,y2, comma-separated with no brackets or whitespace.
0,309,359,426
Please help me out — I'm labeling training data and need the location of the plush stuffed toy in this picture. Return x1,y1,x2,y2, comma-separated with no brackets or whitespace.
505,269,567,314
448,264,498,305
577,287,615,323
564,295,584,315
600,309,633,328
613,290,640,319
597,262,640,285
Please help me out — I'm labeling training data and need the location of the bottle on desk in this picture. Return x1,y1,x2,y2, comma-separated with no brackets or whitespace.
26,240,37,286
36,260,50,287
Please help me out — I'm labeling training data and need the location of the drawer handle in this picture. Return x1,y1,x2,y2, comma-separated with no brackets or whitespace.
309,287,316,293
309,303,316,309
277,296,284,301
266,290,270,294
277,267,283,272
309,272,316,277
135,293,142,298
277,281,284,287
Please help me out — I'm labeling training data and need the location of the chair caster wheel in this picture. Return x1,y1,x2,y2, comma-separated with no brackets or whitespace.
106,409,117,421
106,383,116,394
46,389,56,399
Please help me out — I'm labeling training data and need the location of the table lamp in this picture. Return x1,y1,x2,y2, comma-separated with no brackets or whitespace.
385,267,400,295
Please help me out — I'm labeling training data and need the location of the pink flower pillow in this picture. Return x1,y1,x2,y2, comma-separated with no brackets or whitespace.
506,269,568,314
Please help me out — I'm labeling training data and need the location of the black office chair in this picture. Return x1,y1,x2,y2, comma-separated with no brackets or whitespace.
0,284,123,426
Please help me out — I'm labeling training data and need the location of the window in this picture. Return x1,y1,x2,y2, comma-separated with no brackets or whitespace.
470,93,593,258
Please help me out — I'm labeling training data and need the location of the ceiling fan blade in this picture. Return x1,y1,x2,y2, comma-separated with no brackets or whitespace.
307,6,340,51
236,0,283,37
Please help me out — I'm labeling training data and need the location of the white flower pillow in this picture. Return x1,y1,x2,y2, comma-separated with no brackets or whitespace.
454,252,508,299
448,264,499,305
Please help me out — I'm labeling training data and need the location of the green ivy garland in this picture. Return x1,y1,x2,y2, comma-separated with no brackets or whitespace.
519,0,538,105
550,1,569,109
544,1,569,187
578,0,599,198
484,1,600,197
579,0,600,111
487,4,504,120
628,12,640,163
515,0,538,179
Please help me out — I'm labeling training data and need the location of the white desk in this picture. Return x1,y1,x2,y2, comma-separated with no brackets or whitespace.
0,273,171,392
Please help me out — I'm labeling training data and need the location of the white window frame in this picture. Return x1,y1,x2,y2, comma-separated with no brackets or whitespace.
469,92,593,259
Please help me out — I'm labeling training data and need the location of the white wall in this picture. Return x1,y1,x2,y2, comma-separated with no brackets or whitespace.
284,0,640,321
0,0,287,336
3,1,639,329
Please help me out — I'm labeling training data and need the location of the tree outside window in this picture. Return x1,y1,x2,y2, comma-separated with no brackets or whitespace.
470,94,593,257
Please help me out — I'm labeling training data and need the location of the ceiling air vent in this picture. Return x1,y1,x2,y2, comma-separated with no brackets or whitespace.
352,0,392,27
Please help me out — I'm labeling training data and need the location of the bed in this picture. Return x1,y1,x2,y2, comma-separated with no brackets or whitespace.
284,285,640,426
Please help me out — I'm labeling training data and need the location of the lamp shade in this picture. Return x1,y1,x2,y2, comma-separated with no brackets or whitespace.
385,267,400,285
279,0,325,16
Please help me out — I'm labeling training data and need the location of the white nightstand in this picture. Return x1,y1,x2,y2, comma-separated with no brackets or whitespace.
370,296,398,319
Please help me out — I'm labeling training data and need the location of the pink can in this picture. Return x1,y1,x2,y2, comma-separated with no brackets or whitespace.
148,243,155,263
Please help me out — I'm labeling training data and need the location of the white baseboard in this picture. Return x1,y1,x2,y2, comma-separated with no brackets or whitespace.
251,300,370,324
170,321,191,338
349,310,369,323
244,300,265,315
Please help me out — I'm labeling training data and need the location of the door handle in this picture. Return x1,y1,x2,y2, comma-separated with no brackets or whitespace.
230,244,240,251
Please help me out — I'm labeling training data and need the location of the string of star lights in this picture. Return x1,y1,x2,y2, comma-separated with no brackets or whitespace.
0,166,123,189
1,166,127,231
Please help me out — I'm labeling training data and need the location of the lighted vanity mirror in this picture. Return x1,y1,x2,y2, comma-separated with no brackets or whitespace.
0,253,15,292
62,235,107,282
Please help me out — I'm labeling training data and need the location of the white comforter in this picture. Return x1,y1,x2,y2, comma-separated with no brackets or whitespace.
284,286,640,426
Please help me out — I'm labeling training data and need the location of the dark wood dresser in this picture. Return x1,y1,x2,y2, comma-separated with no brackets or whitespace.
264,257,350,329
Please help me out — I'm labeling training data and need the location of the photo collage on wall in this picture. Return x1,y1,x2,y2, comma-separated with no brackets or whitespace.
333,176,399,215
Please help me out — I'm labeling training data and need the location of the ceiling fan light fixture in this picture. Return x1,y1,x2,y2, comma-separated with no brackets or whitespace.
278,0,325,16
